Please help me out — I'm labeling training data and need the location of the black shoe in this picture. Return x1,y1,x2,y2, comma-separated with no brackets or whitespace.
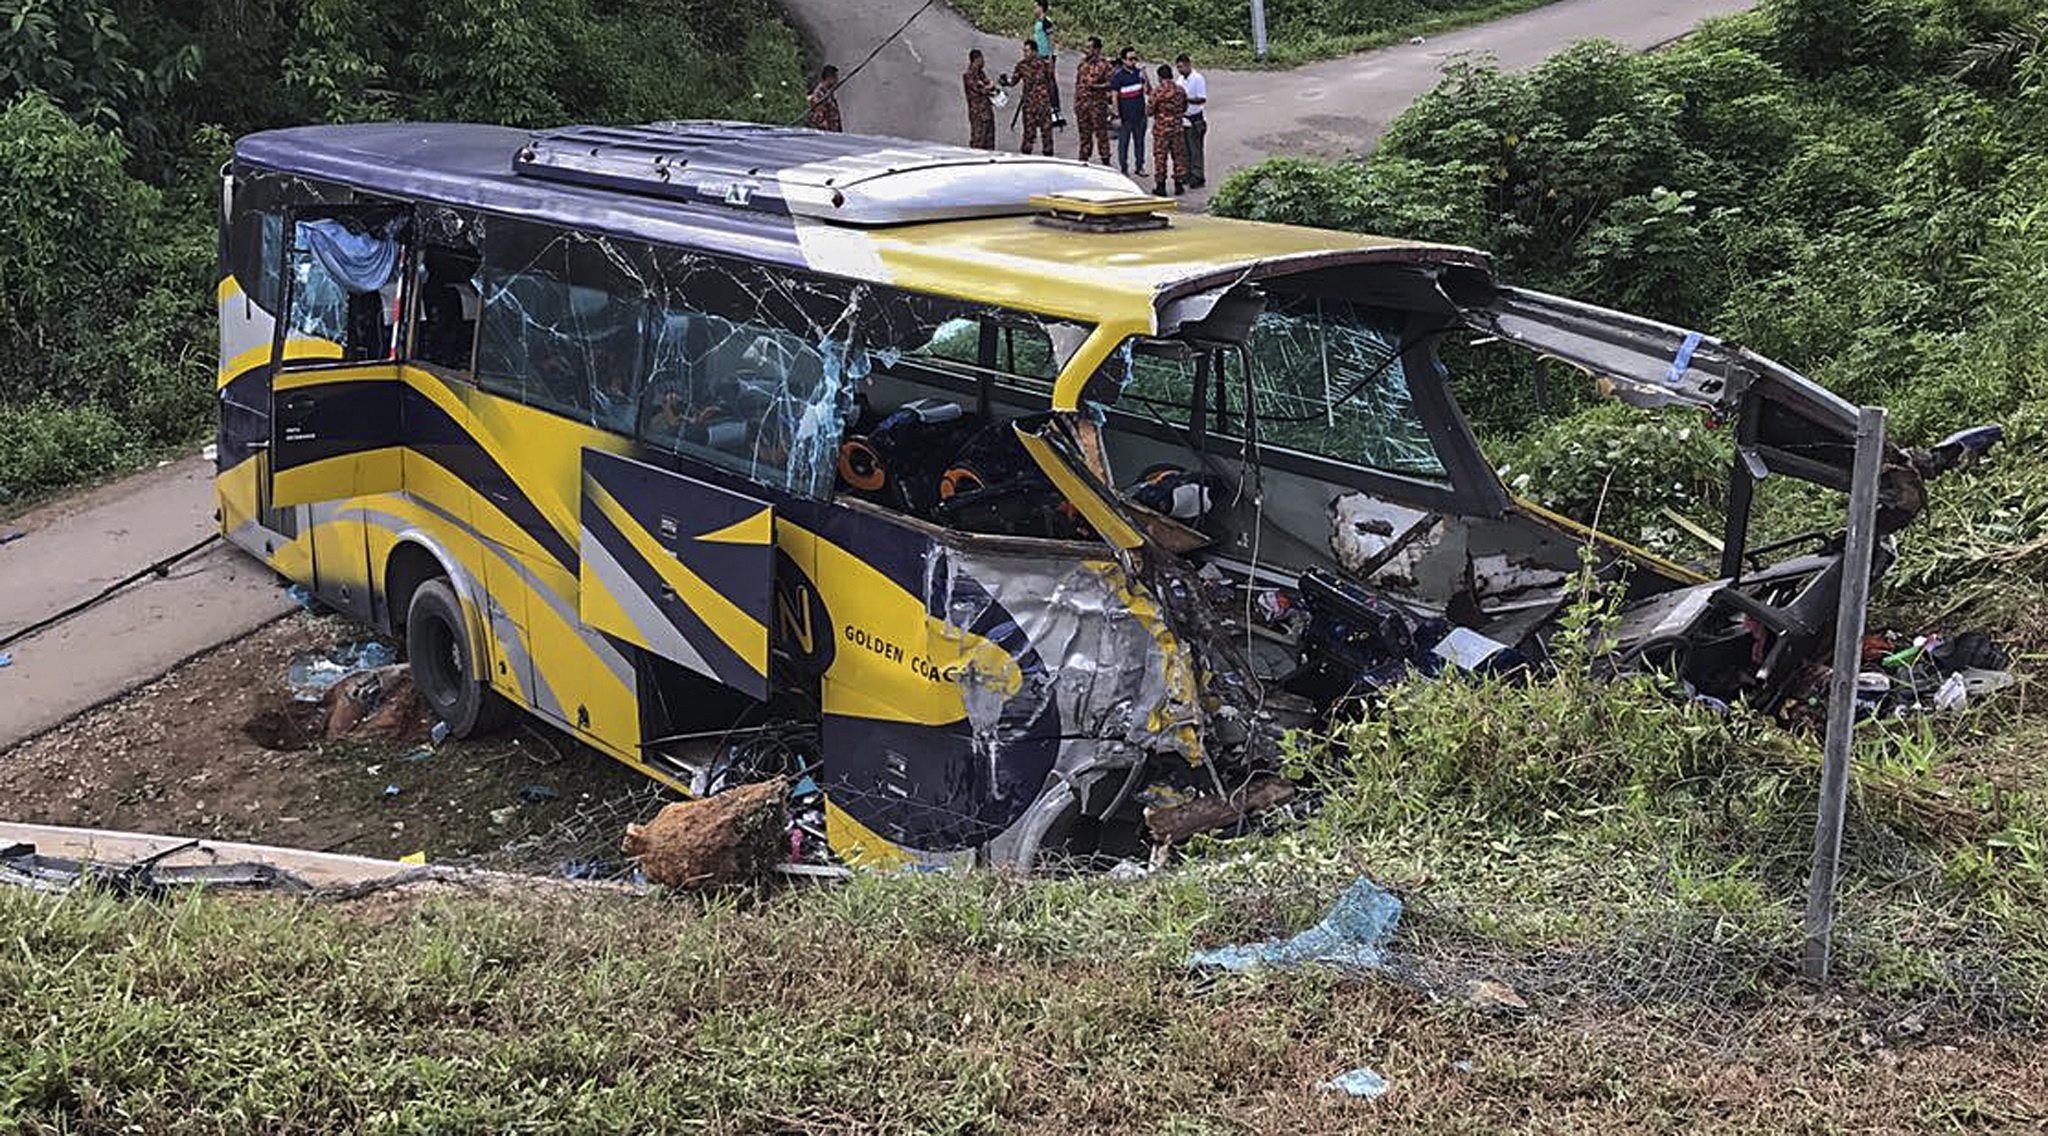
1153,181,1167,196
1173,181,1185,195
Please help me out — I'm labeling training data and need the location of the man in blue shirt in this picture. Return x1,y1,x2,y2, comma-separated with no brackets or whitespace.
1110,46,1149,178
1031,1,1065,129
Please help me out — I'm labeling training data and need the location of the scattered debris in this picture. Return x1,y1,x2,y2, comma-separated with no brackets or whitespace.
1461,978,1530,1014
1786,626,2018,724
2,839,311,897
1190,876,1402,972
1320,1066,1389,1099
621,777,789,889
285,641,400,699
0,652,12,668
284,583,320,612
1145,774,1297,845
0,530,23,547
518,783,559,804
383,784,401,799
398,850,427,866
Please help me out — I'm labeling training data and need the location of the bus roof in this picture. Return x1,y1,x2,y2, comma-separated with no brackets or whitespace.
235,121,1490,325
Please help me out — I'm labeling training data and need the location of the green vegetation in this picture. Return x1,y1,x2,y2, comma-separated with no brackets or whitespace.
949,0,1562,68
5,648,2044,1130
1215,0,2048,558
0,0,803,503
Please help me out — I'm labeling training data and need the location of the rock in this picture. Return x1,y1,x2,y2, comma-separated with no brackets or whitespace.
621,777,789,889
242,664,428,749
325,665,426,740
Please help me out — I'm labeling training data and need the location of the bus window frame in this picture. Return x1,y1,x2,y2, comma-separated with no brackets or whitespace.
406,203,486,384
274,200,416,375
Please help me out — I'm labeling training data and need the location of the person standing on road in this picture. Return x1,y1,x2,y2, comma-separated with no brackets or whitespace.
1001,40,1056,156
1175,53,1208,188
1149,63,1188,196
808,65,843,132
963,48,997,150
1072,36,1114,166
1030,1,1066,129
1110,46,1149,178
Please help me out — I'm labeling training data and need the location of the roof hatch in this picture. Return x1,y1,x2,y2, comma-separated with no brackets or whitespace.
1030,189,1176,232
513,121,1146,226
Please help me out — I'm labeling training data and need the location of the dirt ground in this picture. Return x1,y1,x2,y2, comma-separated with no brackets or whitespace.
0,612,667,864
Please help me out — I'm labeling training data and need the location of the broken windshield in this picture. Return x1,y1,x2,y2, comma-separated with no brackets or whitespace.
1104,297,1446,480
1243,296,1445,480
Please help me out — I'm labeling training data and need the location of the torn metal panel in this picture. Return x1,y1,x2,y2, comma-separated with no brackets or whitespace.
1465,287,1892,498
929,543,1204,767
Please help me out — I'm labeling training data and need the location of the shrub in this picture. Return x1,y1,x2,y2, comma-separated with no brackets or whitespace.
1494,403,1731,547
0,402,134,493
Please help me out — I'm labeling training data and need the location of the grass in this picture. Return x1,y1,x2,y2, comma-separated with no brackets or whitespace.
946,0,1565,70
3,865,2045,1134
5,622,2046,1131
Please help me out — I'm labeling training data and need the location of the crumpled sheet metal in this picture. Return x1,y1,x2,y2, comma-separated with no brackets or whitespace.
1189,876,1403,972
931,545,1205,770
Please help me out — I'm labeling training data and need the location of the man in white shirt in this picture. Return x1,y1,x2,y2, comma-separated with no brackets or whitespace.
1175,54,1208,188
1179,54,1204,189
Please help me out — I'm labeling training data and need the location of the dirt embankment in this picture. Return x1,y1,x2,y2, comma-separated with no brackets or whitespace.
0,613,656,862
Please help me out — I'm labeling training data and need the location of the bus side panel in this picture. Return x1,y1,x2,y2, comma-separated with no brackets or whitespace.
578,449,774,701
400,372,647,753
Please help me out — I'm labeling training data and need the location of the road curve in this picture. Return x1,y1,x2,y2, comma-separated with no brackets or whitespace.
780,0,1757,190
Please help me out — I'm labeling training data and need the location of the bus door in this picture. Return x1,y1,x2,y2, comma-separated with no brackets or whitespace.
269,203,412,621
577,449,774,701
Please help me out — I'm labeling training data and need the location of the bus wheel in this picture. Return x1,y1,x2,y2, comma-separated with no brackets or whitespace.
406,578,510,738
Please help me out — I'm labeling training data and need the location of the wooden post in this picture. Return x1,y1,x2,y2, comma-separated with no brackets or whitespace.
1802,406,1887,983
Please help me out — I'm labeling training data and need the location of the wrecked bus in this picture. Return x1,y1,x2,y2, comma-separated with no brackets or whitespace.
215,122,1934,871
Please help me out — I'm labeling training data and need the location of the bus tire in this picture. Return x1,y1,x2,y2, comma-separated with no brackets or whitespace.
406,578,510,738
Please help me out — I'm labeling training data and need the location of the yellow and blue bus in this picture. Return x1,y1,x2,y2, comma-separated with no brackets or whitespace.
216,122,1913,869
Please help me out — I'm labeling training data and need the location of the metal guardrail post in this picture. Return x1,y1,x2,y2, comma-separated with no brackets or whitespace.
1251,0,1269,58
1802,405,1887,983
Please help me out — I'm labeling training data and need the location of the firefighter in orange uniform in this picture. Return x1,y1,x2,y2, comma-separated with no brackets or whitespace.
1148,63,1187,195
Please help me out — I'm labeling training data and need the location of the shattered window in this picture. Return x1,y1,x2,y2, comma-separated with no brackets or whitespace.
284,212,408,363
630,247,864,500
1102,340,1230,431
477,220,647,426
638,307,859,497
411,206,482,378
1241,296,1445,480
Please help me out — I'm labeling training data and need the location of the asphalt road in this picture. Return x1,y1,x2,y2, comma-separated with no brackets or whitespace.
782,0,1757,196
0,456,292,751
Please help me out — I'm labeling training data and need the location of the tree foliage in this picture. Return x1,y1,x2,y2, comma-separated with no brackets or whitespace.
0,0,803,499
